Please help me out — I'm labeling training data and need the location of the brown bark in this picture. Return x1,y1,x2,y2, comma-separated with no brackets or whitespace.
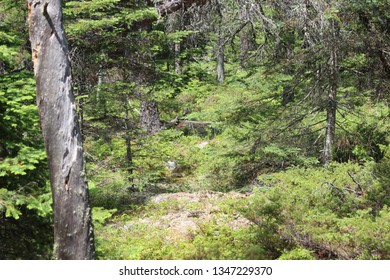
27,0,95,259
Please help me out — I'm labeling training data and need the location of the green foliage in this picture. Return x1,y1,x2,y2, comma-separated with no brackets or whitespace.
88,173,135,210
0,188,22,219
278,248,316,260
166,30,194,44
0,7,48,222
242,162,390,259
0,70,48,199
0,147,46,177
92,207,117,226
94,196,265,260
68,0,390,260
0,0,52,259
2,0,389,260
0,186,52,220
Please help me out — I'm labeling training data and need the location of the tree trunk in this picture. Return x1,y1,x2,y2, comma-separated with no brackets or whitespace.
216,35,225,83
216,1,225,83
323,81,336,166
140,100,162,134
27,0,95,259
175,42,181,74
96,63,107,117
322,18,339,166
124,95,134,184
239,5,252,69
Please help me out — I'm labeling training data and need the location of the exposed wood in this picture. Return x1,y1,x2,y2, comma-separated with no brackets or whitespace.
27,0,95,259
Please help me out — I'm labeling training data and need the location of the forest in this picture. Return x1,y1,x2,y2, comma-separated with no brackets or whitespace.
0,0,389,260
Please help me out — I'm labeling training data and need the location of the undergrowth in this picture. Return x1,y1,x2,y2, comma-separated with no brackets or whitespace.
92,160,390,260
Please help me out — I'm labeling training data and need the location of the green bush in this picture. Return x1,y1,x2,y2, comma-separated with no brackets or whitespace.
241,162,390,259
278,248,316,260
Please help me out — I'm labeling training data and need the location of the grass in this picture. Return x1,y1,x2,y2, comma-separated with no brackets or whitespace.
93,192,267,260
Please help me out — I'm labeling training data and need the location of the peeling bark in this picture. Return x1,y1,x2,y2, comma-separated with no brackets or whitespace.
27,0,95,259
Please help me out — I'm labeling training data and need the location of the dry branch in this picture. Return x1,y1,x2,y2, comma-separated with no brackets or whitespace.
156,0,208,16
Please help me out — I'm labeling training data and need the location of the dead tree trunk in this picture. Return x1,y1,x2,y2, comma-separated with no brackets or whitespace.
239,5,252,69
216,35,225,83
323,75,336,165
96,62,107,117
322,18,339,166
140,100,162,134
215,0,225,83
124,95,134,184
175,42,182,74
27,0,95,259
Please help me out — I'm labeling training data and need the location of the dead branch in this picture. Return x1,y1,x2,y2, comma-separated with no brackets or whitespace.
156,0,208,17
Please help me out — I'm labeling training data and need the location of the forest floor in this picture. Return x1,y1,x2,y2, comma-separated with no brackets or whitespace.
125,191,253,241
96,190,258,259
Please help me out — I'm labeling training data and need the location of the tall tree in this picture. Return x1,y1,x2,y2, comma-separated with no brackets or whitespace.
216,1,225,83
27,0,95,259
323,11,340,165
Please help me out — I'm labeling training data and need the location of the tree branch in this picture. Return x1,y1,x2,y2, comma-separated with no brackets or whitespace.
156,0,208,17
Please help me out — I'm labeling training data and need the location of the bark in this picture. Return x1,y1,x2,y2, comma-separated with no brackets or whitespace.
239,32,250,68
124,95,134,184
322,18,339,166
140,100,162,134
131,17,162,135
96,63,107,117
216,35,225,83
27,0,95,259
174,42,181,74
215,0,225,83
238,5,253,69
323,80,336,166
282,85,294,105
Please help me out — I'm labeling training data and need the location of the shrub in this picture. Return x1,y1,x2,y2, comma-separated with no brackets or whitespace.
242,162,390,259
